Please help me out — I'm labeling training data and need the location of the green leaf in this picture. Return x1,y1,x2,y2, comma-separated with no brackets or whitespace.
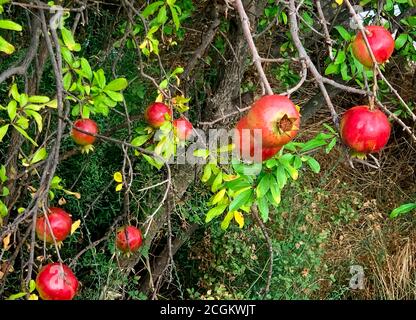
104,90,124,102
142,154,164,170
211,172,223,193
12,125,38,146
0,124,9,142
193,149,210,158
31,147,47,164
205,204,228,223
325,62,340,75
6,292,27,300
16,117,29,129
2,186,9,196
256,174,271,198
28,95,50,104
93,69,106,89
334,25,351,41
7,100,17,121
220,211,235,230
24,109,43,132
63,72,72,91
299,139,327,152
229,188,253,212
131,134,151,147
257,197,269,222
389,203,416,218
270,178,281,205
0,165,7,183
275,166,287,189
61,47,73,65
340,62,352,81
334,50,346,65
0,35,14,54
225,178,252,191
201,164,212,183
9,83,20,101
305,156,321,173
142,1,164,18
61,27,80,51
80,58,93,81
29,279,36,293
0,19,22,31
169,5,180,30
325,137,337,153
105,78,128,91
0,199,7,217
395,33,408,50
156,5,168,24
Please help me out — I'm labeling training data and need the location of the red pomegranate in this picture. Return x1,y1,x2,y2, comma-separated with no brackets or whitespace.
116,225,143,253
36,207,72,243
36,263,79,300
144,102,172,128
235,117,282,162
246,95,300,148
173,117,193,141
340,105,391,154
352,26,394,68
71,118,98,146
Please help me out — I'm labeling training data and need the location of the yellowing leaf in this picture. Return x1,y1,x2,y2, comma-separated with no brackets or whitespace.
212,189,226,205
113,171,123,183
115,183,123,192
70,219,81,235
234,211,244,228
28,294,38,300
155,92,164,102
3,233,11,250
335,0,343,5
63,189,81,199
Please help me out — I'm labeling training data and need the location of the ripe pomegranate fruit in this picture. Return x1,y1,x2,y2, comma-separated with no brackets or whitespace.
36,207,72,244
235,117,282,162
116,225,143,253
71,118,98,146
352,26,394,68
144,102,172,128
246,95,300,148
340,105,391,154
173,117,193,141
36,263,78,300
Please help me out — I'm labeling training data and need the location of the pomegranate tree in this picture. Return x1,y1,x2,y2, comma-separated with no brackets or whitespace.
340,105,391,154
173,117,193,141
246,95,300,148
144,102,172,128
116,225,143,253
352,26,394,68
36,207,72,244
36,263,78,300
235,117,281,162
71,118,98,146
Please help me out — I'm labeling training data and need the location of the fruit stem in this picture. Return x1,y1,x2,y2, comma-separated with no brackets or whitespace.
369,66,378,111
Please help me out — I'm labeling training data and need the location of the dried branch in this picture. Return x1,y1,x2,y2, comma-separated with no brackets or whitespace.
234,0,273,95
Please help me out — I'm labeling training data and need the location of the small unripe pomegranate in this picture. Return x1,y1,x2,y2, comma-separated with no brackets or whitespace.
116,225,143,253
173,117,193,141
71,118,98,146
352,26,394,68
36,263,79,300
144,102,172,128
340,105,391,154
36,207,72,243
246,95,300,148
